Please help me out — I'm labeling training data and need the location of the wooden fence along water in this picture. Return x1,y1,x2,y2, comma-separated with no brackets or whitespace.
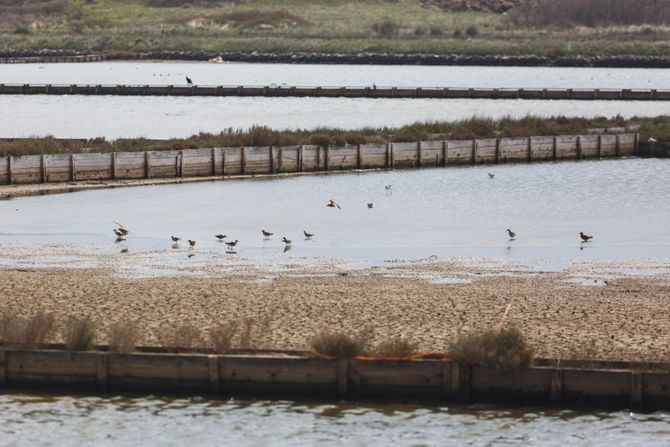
0,84,669,100
0,349,669,410
0,133,639,185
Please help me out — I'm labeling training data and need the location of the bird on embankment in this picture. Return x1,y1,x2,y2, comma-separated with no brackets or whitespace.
188,239,196,248
303,230,314,239
580,232,594,242
506,229,516,240
226,240,239,249
186,76,193,85
215,234,227,241
327,199,341,209
262,230,273,238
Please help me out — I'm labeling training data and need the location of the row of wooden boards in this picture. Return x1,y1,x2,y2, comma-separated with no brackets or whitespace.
0,349,666,410
0,134,638,185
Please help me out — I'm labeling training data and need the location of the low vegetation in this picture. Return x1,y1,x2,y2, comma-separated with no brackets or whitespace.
0,115,657,157
373,337,419,358
64,317,96,351
447,325,534,371
310,327,373,359
0,0,669,57
108,320,140,353
0,311,56,350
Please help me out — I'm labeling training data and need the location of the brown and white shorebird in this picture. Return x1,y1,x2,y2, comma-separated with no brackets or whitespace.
226,239,239,248
262,230,273,238
188,239,196,247
506,228,516,240
367,203,374,208
171,236,181,243
113,228,125,238
215,234,227,241
303,230,313,239
327,199,341,209
580,232,593,242
282,237,292,245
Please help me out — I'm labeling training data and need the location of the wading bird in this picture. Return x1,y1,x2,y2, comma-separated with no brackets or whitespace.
188,239,196,247
303,230,313,239
367,203,374,208
226,240,239,248
327,199,341,209
580,232,593,242
215,234,226,241
282,237,292,245
186,76,193,85
506,228,516,240
262,230,273,238
113,229,125,238
171,236,181,243
488,173,495,179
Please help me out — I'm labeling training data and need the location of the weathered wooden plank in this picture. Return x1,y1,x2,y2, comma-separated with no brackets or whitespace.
6,350,98,377
109,353,209,380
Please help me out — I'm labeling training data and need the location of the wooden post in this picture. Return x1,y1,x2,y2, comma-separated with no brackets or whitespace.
634,133,640,155
144,151,151,179
385,143,390,169
221,151,226,176
576,136,582,160
269,146,275,174
208,355,220,393
597,135,602,158
111,152,117,179
357,144,362,169
324,145,330,171
527,137,532,162
441,362,450,399
6,156,12,185
417,141,422,167
630,371,643,408
442,141,448,167
337,359,348,398
390,143,395,168
298,145,304,172
0,350,6,388
451,363,470,403
211,148,216,176
70,154,76,181
316,146,322,170
472,140,477,164
615,135,621,157
240,147,246,175
550,369,563,402
552,136,558,161
178,150,185,178
40,155,47,183
495,139,501,164
278,148,284,172
97,353,108,393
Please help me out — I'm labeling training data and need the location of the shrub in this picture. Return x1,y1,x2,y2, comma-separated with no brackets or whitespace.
373,337,419,358
239,316,270,350
372,19,400,37
311,327,372,359
308,134,332,147
209,321,237,353
64,317,96,351
108,320,139,353
447,326,533,371
0,311,55,350
158,323,202,352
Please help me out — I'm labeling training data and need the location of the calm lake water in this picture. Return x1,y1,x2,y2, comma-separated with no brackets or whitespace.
1,62,670,138
1,393,669,447
1,158,668,264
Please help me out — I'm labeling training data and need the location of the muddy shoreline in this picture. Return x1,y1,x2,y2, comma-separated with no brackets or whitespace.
4,50,670,68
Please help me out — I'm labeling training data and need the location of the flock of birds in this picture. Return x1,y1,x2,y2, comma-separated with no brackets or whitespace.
111,177,596,256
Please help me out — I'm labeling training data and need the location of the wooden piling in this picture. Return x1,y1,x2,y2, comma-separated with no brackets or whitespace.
385,143,390,169
70,154,76,181
298,145,304,172
442,141,448,167
278,148,284,172
417,141,422,167
527,137,533,162
316,146,322,170
221,152,226,176
357,144,362,169
390,143,395,168
144,151,151,179
111,152,117,179
40,155,47,183
324,145,330,171
495,139,501,164
472,140,478,164
634,133,640,155
0,350,6,387
240,147,246,175
597,135,602,158
97,353,108,393
552,136,558,161
211,148,216,176
576,136,582,160
177,151,185,178
615,135,621,157
269,146,275,174
208,355,220,393
630,371,642,408
550,369,563,402
6,156,12,185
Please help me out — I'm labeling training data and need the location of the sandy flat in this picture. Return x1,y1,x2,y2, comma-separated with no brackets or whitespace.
1,253,669,361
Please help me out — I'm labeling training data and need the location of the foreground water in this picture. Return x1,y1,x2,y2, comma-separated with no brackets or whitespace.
0,158,668,266
1,393,669,446
2,62,670,138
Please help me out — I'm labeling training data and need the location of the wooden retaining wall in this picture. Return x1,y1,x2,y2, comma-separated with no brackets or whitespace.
0,349,668,410
1,84,669,100
0,133,638,185
0,55,106,64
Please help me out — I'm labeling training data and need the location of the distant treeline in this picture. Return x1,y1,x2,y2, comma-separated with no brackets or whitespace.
511,0,670,27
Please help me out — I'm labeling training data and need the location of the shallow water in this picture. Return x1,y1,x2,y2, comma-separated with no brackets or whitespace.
0,393,669,447
2,62,670,138
1,158,668,264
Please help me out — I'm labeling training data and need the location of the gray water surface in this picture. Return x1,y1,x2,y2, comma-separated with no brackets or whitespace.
0,393,669,447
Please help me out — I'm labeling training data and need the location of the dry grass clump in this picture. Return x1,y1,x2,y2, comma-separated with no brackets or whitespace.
373,337,419,358
64,317,96,351
0,311,56,350
108,320,140,353
448,325,533,371
209,321,238,354
158,323,203,352
310,327,373,359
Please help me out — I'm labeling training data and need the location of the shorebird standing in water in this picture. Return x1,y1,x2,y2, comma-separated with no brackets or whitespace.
327,199,341,209
506,228,516,240
262,230,273,238
186,76,193,85
113,229,125,238
226,240,239,249
580,232,593,242
367,203,374,209
303,230,313,239
188,239,196,248
282,237,292,245
215,234,227,241
488,173,495,179
171,236,181,243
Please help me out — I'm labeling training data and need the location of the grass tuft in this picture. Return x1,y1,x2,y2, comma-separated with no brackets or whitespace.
64,317,96,351
310,326,372,359
373,337,419,358
447,325,533,371
108,320,139,353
